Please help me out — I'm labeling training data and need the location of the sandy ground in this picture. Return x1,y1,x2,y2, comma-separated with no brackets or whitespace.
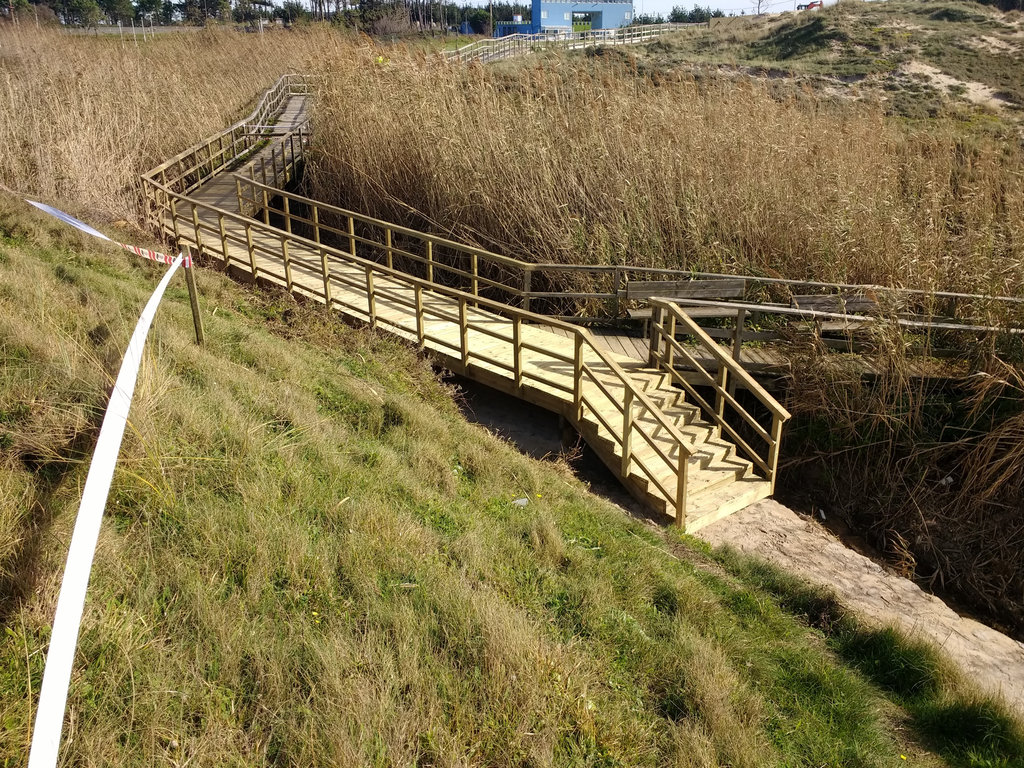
451,377,1024,715
700,500,1024,715
902,60,1009,111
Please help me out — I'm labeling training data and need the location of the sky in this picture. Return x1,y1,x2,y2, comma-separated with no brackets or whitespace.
633,0,824,18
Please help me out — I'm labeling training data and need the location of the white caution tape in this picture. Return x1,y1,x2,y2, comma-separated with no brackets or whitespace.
25,200,190,267
24,201,185,768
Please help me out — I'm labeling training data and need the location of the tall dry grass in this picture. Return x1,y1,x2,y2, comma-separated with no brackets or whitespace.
0,25,333,221
307,46,1024,297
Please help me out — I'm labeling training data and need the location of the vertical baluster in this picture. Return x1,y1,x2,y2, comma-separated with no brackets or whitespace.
621,388,633,476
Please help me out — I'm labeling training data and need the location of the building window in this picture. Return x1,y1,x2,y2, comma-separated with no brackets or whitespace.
540,9,547,18
563,12,570,20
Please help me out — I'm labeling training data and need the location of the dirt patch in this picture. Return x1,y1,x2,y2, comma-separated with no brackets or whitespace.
972,34,1019,55
699,499,1024,716
902,59,1010,110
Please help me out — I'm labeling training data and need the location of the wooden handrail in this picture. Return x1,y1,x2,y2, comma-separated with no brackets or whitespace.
648,299,790,490
144,175,697,512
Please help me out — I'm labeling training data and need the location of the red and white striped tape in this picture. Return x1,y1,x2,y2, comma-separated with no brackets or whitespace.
25,200,190,267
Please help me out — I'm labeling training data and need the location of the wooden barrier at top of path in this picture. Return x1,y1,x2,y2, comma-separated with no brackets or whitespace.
139,74,1023,530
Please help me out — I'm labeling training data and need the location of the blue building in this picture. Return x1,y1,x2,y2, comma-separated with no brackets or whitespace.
495,0,634,36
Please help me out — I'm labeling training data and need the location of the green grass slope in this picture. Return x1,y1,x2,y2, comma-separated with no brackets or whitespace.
0,195,1022,766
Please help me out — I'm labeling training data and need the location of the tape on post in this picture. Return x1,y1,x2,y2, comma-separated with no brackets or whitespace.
22,201,185,768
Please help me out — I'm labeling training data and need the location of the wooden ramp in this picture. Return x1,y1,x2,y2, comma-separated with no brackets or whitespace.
141,76,791,531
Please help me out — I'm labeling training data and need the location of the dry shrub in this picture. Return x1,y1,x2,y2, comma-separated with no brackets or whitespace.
0,25,339,221
307,46,1024,297
783,338,1024,635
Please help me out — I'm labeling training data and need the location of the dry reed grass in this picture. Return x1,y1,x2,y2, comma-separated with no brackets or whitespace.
307,45,1024,298
0,25,333,221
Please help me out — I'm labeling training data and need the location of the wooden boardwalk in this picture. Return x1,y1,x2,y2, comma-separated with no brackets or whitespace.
142,76,792,531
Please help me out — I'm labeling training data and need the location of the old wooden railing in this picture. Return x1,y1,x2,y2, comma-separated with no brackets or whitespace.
650,299,792,494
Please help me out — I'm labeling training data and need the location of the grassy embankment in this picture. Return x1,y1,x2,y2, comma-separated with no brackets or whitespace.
1,193,1024,766
303,17,1024,633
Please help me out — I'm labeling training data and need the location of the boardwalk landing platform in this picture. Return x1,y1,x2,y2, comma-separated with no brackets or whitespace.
143,78,791,531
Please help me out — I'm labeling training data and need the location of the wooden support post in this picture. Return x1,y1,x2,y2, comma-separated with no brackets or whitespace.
675,454,688,528
512,316,522,391
471,252,479,299
245,223,258,279
235,178,244,215
732,307,746,362
182,246,204,346
348,216,356,257
714,366,728,422
385,228,394,269
282,196,292,235
729,307,746,399
648,304,661,368
522,267,533,313
621,388,633,476
365,266,376,327
168,195,182,242
767,416,784,493
667,314,677,369
282,236,293,291
271,146,280,189
613,267,622,317
262,188,270,226
190,204,203,253
320,249,332,309
426,240,434,283
260,156,268,186
312,205,321,245
573,334,584,421
217,213,229,269
414,285,425,344
458,296,468,365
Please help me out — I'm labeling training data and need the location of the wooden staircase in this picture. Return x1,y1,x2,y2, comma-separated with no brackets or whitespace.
139,76,791,531
579,368,774,531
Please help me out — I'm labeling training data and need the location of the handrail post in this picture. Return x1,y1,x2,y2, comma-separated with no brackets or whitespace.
282,236,293,291
667,312,677,369
414,284,425,345
471,252,479,299
426,240,434,283
217,212,229,269
648,302,662,368
320,248,332,309
523,266,533,313
262,187,270,226
235,178,245,215
190,204,203,253
767,416,784,493
621,388,633,476
513,316,522,391
675,453,688,528
459,296,469,365
312,204,321,246
245,222,258,279
348,216,356,258
714,366,728,422
573,334,584,421
365,266,376,327
385,228,394,269
282,195,292,235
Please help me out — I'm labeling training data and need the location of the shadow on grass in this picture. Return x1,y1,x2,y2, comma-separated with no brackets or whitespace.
714,548,1024,768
